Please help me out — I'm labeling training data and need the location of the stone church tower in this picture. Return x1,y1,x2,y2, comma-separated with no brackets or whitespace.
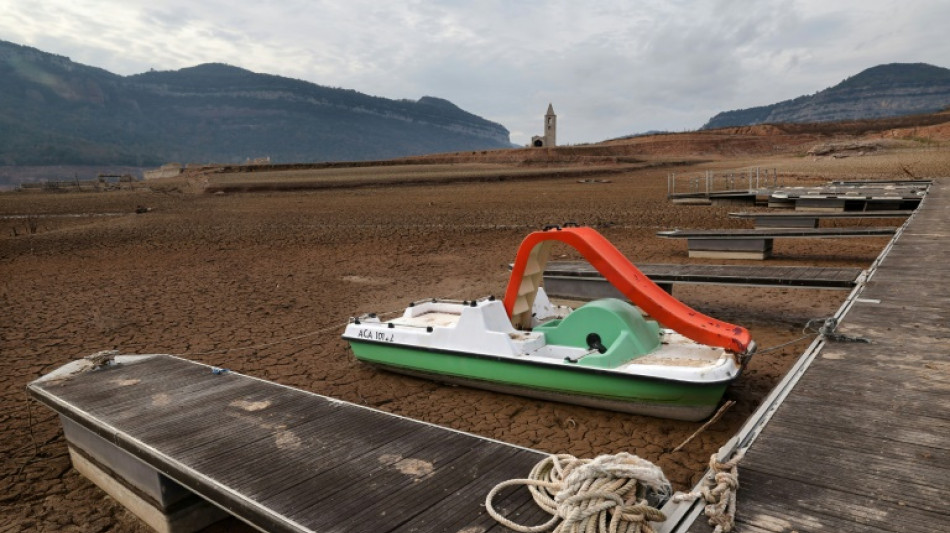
531,103,557,147
544,103,556,147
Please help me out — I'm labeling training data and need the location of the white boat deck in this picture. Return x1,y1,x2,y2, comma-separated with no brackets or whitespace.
392,310,462,328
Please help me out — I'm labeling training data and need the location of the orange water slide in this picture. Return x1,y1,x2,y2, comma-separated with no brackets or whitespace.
502,226,754,354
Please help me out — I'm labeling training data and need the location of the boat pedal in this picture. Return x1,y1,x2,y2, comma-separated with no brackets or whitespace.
564,351,596,364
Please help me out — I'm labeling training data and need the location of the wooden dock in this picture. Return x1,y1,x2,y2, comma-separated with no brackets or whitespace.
29,354,546,533
668,190,757,206
729,210,913,229
768,185,926,211
688,179,949,532
829,179,933,187
656,227,896,259
542,262,864,300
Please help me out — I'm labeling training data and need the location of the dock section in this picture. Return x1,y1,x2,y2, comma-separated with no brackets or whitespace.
656,227,896,260
29,354,546,533
696,180,949,531
542,262,864,300
729,210,912,229
768,185,926,210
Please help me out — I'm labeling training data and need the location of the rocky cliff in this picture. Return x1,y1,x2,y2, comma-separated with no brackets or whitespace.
703,63,950,130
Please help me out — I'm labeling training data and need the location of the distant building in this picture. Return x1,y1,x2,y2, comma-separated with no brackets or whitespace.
143,163,182,180
244,156,271,165
530,104,557,147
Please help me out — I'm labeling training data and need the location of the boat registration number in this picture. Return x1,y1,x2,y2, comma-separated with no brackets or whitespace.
356,329,395,343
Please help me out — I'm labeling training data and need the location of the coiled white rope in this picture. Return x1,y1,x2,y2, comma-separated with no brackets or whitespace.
487,451,746,533
485,453,671,533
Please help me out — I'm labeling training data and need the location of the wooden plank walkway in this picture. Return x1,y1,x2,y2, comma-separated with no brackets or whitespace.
729,210,913,229
768,186,925,211
657,228,897,260
730,210,913,219
689,179,950,532
829,179,933,187
543,262,864,299
657,228,898,239
29,355,546,533
770,185,928,199
669,190,757,206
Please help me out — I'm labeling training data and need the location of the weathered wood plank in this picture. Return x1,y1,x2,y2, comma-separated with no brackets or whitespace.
322,445,534,531
776,394,949,450
811,353,950,385
120,381,304,437
191,410,445,501
29,355,545,532
839,305,950,331
730,210,914,219
273,435,478,525
657,228,897,239
857,285,950,303
750,417,948,474
787,370,950,418
741,437,949,519
543,262,862,292
829,180,932,186
735,469,947,533
166,397,374,474
141,389,332,459
39,359,207,414
390,450,547,533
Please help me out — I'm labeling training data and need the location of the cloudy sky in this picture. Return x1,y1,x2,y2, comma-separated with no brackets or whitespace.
2,0,948,145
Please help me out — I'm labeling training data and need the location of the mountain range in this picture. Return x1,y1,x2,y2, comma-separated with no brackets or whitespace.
0,40,511,167
703,63,950,129
4,38,950,170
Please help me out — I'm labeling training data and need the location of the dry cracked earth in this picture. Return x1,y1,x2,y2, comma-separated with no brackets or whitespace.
1,166,892,532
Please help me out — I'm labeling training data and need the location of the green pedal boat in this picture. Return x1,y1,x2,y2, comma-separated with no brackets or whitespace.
343,225,755,420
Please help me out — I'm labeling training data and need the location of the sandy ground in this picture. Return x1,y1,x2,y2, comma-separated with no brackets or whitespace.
0,158,904,531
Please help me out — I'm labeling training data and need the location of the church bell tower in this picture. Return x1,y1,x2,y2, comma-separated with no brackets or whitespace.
544,103,557,147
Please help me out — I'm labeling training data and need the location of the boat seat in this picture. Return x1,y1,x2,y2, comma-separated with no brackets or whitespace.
534,299,661,368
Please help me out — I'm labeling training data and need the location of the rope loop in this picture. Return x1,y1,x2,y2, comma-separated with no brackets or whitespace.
816,317,871,343
672,450,745,533
485,453,671,533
